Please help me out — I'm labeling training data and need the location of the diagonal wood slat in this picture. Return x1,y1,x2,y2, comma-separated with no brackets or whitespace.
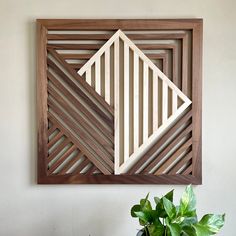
48,98,114,170
48,112,113,175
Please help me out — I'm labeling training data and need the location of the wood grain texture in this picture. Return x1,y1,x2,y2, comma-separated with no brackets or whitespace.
37,19,202,184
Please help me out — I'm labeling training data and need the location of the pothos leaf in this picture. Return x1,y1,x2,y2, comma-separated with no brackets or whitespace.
194,214,225,235
155,190,174,218
179,185,196,216
163,197,176,220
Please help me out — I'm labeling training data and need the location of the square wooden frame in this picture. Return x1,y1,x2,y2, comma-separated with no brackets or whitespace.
37,19,202,184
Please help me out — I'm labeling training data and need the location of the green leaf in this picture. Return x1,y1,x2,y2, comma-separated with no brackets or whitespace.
180,216,198,227
163,197,176,219
179,185,196,216
156,190,174,218
131,204,141,217
166,218,181,236
154,197,161,205
165,190,174,202
192,223,212,236
194,214,225,235
140,193,152,212
182,226,197,236
147,223,165,236
134,211,150,224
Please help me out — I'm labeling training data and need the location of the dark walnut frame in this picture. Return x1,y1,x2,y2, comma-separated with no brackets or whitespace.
37,19,202,184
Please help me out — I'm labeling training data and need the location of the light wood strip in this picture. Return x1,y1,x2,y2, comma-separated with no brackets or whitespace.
48,145,77,175
153,71,158,131
127,109,192,174
143,62,149,142
85,67,92,85
119,31,191,110
168,151,192,174
154,138,192,174
48,49,114,115
47,57,114,127
124,43,130,161
48,71,113,141
162,81,168,123
114,38,120,174
143,123,192,173
133,53,139,150
47,138,71,163
95,57,101,94
105,47,111,104
47,131,63,149
58,149,83,174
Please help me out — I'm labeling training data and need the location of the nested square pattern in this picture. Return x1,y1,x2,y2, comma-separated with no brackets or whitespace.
37,19,202,184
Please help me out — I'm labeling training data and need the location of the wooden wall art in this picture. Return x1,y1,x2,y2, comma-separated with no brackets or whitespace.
37,19,202,184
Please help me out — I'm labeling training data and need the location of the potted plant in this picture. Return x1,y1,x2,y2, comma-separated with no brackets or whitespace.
131,185,225,236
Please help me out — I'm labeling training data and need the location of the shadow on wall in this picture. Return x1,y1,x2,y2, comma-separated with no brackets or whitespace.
27,19,37,186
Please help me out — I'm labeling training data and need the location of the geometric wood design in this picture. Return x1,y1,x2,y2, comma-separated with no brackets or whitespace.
37,19,202,184
78,30,192,174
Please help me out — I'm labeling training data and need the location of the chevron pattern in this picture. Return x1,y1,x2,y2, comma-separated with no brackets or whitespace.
37,19,202,184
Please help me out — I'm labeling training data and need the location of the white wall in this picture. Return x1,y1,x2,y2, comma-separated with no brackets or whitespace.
0,0,235,235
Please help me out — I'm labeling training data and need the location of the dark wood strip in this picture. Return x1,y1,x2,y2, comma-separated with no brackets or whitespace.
168,151,192,174
147,53,167,59
69,63,84,70
48,100,114,170
39,19,202,30
61,53,93,59
47,44,103,50
154,139,192,174
73,158,91,175
47,32,187,40
85,165,98,175
182,163,192,175
143,124,192,173
48,71,113,141
58,150,83,175
47,57,114,127
48,112,112,174
181,34,189,95
126,109,192,174
48,84,114,154
137,44,175,50
47,125,57,136
47,131,63,149
37,21,48,182
172,44,179,88
47,138,71,163
47,34,112,40
191,22,203,182
48,48,114,115
48,145,77,175
39,173,200,185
